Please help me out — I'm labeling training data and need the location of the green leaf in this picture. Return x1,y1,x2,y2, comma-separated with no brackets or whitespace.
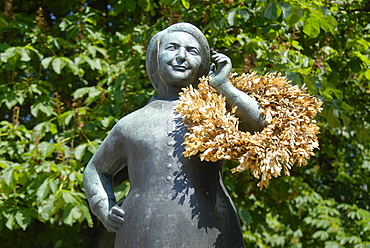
94,46,107,57
303,15,321,38
52,57,67,74
94,58,102,70
33,121,46,138
80,204,94,228
364,70,370,80
37,179,51,203
323,84,343,99
312,230,329,241
1,47,19,64
87,46,97,57
49,122,58,134
101,116,113,127
341,102,354,112
114,181,130,201
74,143,87,160
26,45,43,59
3,91,18,109
238,9,250,22
64,58,79,75
318,13,337,34
228,9,237,26
181,0,190,10
278,2,292,19
287,4,303,26
86,87,103,104
49,179,58,193
29,84,43,95
63,206,82,226
264,3,282,20
84,57,96,70
2,167,14,186
74,56,85,66
30,103,41,117
5,213,15,230
39,198,56,221
132,45,144,54
57,110,74,125
15,211,32,230
340,114,351,126
62,191,77,204
302,74,317,94
87,142,99,154
38,141,55,158
39,104,57,117
239,209,253,225
293,229,303,238
323,108,341,127
73,87,91,99
325,241,341,248
20,47,31,61
0,159,11,169
41,57,53,69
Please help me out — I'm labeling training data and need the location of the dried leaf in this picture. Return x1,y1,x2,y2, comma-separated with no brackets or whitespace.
175,71,322,189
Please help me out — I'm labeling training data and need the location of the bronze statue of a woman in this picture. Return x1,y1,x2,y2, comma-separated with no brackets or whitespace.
83,23,265,247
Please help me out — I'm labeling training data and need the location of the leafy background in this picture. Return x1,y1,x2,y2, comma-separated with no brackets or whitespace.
0,0,369,247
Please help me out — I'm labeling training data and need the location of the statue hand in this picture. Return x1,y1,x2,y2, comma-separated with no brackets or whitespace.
102,205,125,232
208,51,232,88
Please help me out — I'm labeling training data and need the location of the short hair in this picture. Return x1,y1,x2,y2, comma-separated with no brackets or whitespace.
146,23,211,93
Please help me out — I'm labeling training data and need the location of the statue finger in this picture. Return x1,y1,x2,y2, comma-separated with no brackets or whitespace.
108,214,124,226
111,206,125,217
208,63,216,77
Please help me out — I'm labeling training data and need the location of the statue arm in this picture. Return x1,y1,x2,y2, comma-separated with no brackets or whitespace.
209,51,266,133
83,121,127,231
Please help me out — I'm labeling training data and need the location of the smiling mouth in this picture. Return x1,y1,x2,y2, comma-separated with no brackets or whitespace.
172,65,188,72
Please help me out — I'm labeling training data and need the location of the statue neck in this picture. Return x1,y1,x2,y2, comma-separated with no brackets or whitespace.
156,84,182,100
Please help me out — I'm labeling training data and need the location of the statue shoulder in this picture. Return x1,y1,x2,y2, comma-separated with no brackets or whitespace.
115,105,150,129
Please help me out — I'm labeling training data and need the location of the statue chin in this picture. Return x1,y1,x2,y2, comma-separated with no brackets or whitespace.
161,71,198,88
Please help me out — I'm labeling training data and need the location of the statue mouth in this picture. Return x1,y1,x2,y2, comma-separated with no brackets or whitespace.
171,65,188,72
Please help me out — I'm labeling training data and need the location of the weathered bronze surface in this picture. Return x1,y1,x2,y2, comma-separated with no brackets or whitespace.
83,23,265,247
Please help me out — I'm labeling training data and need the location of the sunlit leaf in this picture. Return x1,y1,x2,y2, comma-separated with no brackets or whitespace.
228,9,237,26
181,0,190,10
52,57,67,74
303,15,321,38
74,143,87,161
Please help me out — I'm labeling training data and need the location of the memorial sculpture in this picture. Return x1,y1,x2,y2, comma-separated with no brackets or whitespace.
83,21,324,247
83,22,267,247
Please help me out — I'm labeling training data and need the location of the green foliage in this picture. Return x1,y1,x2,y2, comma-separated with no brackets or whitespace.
0,0,369,247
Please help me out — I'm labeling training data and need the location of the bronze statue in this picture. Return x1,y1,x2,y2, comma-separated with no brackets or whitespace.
83,23,265,247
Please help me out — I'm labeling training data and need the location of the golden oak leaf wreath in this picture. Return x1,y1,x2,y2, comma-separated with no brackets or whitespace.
175,71,323,189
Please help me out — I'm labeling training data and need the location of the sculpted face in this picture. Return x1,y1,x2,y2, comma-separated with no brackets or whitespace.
158,31,202,88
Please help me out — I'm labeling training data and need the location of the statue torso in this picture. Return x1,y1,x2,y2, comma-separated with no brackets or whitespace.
113,96,244,247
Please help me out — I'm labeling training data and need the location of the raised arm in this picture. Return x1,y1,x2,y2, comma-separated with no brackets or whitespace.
83,121,127,232
208,51,266,133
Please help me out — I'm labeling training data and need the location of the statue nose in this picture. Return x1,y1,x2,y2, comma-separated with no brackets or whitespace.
176,47,186,61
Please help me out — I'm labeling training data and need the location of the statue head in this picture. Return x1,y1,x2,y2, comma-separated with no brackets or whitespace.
146,23,211,96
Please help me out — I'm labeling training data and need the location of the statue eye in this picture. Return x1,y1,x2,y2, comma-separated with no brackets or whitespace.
188,48,199,55
165,44,178,51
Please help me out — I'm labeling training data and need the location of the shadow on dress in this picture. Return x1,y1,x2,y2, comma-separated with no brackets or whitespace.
168,114,244,248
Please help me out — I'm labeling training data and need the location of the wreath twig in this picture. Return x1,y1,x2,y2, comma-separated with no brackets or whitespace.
175,71,322,189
